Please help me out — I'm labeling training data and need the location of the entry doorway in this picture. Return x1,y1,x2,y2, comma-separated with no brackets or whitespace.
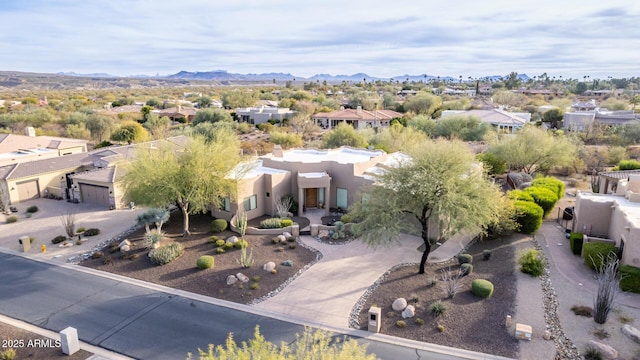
305,188,318,208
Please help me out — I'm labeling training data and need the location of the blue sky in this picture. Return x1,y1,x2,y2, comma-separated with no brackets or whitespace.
1,0,639,79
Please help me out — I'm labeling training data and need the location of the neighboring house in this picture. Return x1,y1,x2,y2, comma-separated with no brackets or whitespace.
433,87,476,97
312,106,403,130
211,145,410,221
157,105,197,123
571,99,598,112
0,131,88,166
573,173,640,267
100,104,143,116
564,110,639,131
235,106,294,125
441,109,529,133
0,136,188,210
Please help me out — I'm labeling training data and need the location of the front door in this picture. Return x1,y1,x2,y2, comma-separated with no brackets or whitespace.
305,188,318,208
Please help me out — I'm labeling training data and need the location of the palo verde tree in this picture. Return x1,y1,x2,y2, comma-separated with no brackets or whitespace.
122,132,242,236
351,139,504,274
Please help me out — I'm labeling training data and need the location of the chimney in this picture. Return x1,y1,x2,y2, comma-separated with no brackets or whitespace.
356,105,362,115
177,105,182,112
25,126,36,137
273,145,283,158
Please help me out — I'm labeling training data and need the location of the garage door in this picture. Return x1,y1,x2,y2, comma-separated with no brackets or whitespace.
79,183,110,208
16,179,40,202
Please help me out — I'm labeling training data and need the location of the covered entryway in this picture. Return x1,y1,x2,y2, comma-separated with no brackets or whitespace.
16,179,40,201
305,188,318,208
79,183,110,207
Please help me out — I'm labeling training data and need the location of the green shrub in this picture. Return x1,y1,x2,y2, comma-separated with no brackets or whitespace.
482,249,492,261
395,320,407,328
524,186,558,216
51,235,67,244
620,265,640,293
224,242,234,250
460,263,473,276
26,205,38,213
216,247,226,254
582,242,617,271
215,239,226,247
340,214,353,223
415,318,424,326
83,228,100,236
429,300,447,317
1,348,16,360
211,219,228,233
518,249,545,277
471,279,494,298
571,305,594,317
508,189,534,202
150,242,184,265
457,253,473,264
196,255,215,270
250,282,260,290
280,218,293,228
618,159,640,170
514,200,543,234
532,176,565,199
6,215,17,223
477,152,506,175
569,232,584,255
234,239,248,249
260,218,282,229
77,227,86,233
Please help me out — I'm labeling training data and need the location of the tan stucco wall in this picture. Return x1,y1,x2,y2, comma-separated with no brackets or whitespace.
7,167,79,204
574,195,613,237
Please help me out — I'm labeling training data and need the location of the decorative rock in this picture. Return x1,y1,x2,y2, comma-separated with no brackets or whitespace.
120,244,131,252
119,239,131,248
401,304,415,319
236,273,249,283
282,260,293,266
392,298,407,312
622,324,640,344
543,330,551,340
588,340,618,360
276,235,287,243
505,315,512,327
263,262,276,272
226,275,238,285
283,232,292,238
226,236,238,244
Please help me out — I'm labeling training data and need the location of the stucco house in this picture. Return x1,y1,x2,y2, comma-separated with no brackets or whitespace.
0,131,88,166
211,145,410,222
312,106,404,130
157,105,197,123
235,106,294,125
573,173,640,267
441,109,529,133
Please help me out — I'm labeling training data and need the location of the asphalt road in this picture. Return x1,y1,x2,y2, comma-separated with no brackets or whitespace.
0,252,491,360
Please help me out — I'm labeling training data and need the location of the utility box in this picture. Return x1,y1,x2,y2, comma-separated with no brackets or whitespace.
310,224,319,237
368,306,382,333
515,323,532,341
60,327,80,355
19,236,31,252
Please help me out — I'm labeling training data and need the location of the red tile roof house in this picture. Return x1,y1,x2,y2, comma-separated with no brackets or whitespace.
312,106,404,130
157,105,197,123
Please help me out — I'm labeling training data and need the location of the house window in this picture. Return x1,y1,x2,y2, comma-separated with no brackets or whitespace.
336,188,347,210
243,195,257,211
221,197,231,212
318,188,325,204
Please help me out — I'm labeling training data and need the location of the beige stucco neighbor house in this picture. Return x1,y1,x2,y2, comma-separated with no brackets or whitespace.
312,106,404,130
211,145,410,222
441,109,529,133
573,174,640,266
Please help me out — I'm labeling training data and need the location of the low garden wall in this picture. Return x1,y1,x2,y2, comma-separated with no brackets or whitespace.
229,214,299,236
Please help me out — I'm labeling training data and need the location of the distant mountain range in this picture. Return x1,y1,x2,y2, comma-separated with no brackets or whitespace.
57,70,530,83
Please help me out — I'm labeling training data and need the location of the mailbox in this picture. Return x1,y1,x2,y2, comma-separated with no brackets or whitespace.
368,306,382,333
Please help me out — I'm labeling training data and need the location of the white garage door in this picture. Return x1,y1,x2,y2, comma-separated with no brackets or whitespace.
79,183,110,208
16,179,40,202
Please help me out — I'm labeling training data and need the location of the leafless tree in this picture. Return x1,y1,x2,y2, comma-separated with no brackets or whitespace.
274,196,293,218
593,254,621,324
60,212,76,239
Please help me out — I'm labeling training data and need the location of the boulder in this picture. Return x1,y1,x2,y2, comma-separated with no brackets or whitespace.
119,239,131,248
402,305,415,319
236,273,249,283
588,340,618,360
392,298,407,312
276,235,287,243
622,324,640,344
226,275,238,285
120,244,131,252
283,232,292,238
263,262,276,272
226,236,238,244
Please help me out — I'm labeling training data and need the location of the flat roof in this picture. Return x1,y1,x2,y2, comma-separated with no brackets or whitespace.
579,191,640,225
265,147,385,164
233,160,288,179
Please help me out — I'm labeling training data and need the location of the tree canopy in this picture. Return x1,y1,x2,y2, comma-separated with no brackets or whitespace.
322,123,368,148
434,115,492,141
192,108,233,125
122,133,242,236
111,120,149,144
351,139,504,274
402,92,442,117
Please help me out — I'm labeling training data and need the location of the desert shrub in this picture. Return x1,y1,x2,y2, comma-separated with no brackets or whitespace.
460,263,473,276
234,239,248,249
26,205,38,213
340,214,353,223
570,305,593,317
457,253,473,264
83,228,100,236
260,218,283,229
582,242,617,271
210,219,228,233
224,242,234,250
287,236,296,242
583,345,603,360
216,247,226,254
196,255,215,270
532,176,565,199
471,279,494,298
619,264,640,293
250,283,260,290
408,293,419,303
77,227,86,233
482,249,492,260
429,300,447,317
508,189,534,202
569,232,584,255
524,186,558,216
437,323,445,332
518,249,545,277
91,251,104,259
1,348,16,360
477,152,506,175
150,242,184,265
395,320,407,328
6,215,17,223
143,229,165,250
280,218,293,228
215,239,226,247
514,200,543,234
415,318,424,326
618,159,640,170
51,235,67,244
252,276,261,282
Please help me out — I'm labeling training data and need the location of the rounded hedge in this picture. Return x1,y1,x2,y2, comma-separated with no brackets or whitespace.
514,200,543,234
508,189,534,202
215,239,226,247
460,263,473,276
51,235,67,244
619,265,640,293
457,253,473,264
532,177,565,199
196,255,215,270
524,186,558,216
471,279,494,298
83,228,100,236
583,242,617,271
280,219,293,228
211,219,228,233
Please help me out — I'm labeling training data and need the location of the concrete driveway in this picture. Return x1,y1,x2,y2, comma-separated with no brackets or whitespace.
0,198,146,263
